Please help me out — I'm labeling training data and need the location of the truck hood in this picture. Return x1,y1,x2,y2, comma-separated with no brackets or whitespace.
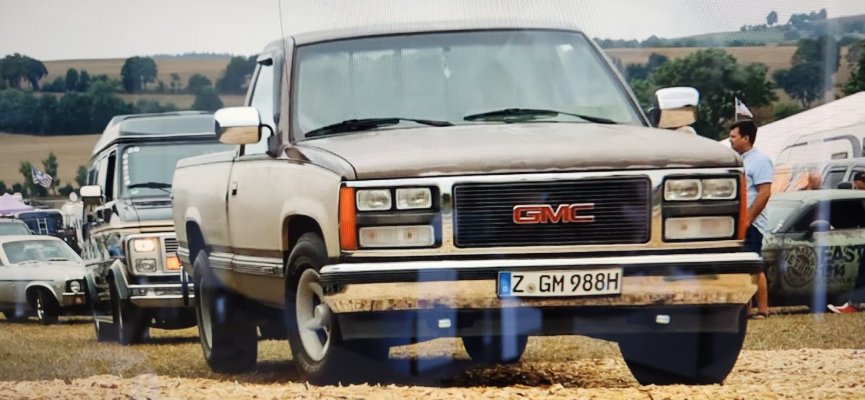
296,123,741,180
115,198,173,223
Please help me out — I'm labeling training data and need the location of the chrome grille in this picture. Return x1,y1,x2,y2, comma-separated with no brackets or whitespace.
453,177,651,247
163,237,179,254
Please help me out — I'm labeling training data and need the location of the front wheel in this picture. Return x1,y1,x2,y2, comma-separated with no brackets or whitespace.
195,251,258,373
618,307,747,385
34,289,60,325
109,278,149,345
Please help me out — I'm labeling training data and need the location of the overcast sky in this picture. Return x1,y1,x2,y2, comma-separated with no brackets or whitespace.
2,0,864,61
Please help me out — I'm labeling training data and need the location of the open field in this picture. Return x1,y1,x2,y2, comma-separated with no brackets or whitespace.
0,132,99,187
0,309,864,398
116,93,245,109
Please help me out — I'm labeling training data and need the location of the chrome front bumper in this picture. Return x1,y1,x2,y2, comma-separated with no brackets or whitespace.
320,252,761,313
128,283,195,308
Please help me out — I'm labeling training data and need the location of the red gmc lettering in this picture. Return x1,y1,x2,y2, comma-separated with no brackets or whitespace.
512,203,596,224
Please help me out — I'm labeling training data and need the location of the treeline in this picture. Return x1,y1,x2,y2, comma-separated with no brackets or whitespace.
619,36,865,139
0,83,178,134
0,52,258,134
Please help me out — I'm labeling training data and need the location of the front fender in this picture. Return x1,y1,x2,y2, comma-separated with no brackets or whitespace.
84,270,101,305
108,260,131,300
24,282,60,303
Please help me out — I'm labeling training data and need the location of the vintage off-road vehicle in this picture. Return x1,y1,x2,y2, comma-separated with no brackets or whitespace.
172,21,761,384
80,111,231,345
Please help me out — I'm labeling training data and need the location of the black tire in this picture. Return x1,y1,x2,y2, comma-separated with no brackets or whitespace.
259,320,288,340
94,318,118,342
109,278,149,345
34,289,60,325
618,307,747,385
462,335,528,364
194,251,258,373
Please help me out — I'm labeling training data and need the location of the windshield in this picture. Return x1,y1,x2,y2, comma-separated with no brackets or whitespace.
765,199,803,233
293,29,643,139
120,142,232,198
0,222,31,236
2,239,82,264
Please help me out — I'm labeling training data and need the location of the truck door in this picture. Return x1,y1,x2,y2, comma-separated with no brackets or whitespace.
226,56,286,303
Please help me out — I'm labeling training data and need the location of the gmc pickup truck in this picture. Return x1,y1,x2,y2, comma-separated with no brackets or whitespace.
172,20,761,385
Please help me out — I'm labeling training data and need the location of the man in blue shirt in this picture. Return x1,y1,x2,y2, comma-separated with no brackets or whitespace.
729,119,773,319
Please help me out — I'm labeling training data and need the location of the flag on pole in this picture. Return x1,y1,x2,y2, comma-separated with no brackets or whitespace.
734,97,754,121
30,167,53,188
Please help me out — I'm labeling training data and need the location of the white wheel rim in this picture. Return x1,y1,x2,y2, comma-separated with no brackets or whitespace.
296,268,331,362
200,276,214,350
36,296,44,320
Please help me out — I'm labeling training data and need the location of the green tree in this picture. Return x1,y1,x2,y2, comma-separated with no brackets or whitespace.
767,11,778,26
77,70,91,92
41,152,59,195
631,49,776,139
625,53,669,83
773,101,804,120
120,56,158,93
0,180,6,194
774,63,822,107
75,165,88,187
843,50,865,95
170,73,181,92
216,55,257,94
0,53,27,89
187,73,212,95
24,57,47,91
65,68,79,92
191,85,223,111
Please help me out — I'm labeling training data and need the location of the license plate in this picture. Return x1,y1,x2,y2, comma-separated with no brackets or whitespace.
497,268,623,298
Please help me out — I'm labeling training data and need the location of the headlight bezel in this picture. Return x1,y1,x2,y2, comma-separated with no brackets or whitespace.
664,177,739,201
344,185,440,250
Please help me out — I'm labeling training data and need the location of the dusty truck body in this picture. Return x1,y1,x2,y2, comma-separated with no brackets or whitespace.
171,20,760,384
80,112,232,345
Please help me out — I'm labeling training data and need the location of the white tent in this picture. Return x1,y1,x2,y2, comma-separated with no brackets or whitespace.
752,92,865,163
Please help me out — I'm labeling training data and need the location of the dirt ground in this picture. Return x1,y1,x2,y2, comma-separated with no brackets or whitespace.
1,339,863,399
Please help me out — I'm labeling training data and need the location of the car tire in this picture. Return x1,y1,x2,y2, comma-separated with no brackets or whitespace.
462,335,528,364
109,278,149,345
34,289,60,325
286,233,365,382
194,251,258,373
617,307,747,385
94,318,119,342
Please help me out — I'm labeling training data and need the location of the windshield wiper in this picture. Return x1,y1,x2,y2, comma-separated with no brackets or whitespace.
47,258,69,261
463,108,617,124
127,182,172,194
306,118,453,138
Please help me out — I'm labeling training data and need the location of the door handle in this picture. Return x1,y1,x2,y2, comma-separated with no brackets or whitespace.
231,181,238,196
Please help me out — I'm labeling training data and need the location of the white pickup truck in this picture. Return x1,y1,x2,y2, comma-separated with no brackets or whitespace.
172,20,761,385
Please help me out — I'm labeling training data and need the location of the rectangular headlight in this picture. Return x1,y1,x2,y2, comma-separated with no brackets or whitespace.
665,217,735,240
358,225,435,248
664,179,701,201
134,258,158,273
701,178,737,200
131,238,158,252
396,188,432,209
356,189,392,211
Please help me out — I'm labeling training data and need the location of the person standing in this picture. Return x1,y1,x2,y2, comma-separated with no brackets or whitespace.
729,119,773,319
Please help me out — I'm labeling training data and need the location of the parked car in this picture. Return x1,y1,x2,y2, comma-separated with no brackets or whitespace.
762,190,865,310
0,219,32,236
0,235,87,324
172,20,760,385
772,157,865,194
79,111,233,345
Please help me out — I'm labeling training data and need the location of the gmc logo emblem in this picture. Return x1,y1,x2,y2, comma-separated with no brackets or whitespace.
512,203,596,224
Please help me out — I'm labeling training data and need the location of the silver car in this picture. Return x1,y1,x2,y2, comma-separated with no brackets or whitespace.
762,190,865,310
0,235,87,324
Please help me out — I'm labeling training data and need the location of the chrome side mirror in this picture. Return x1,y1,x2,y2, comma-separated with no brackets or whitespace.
652,87,699,129
214,107,262,145
80,185,103,206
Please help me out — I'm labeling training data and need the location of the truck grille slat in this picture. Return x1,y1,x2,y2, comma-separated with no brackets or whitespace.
454,178,650,247
163,237,179,254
